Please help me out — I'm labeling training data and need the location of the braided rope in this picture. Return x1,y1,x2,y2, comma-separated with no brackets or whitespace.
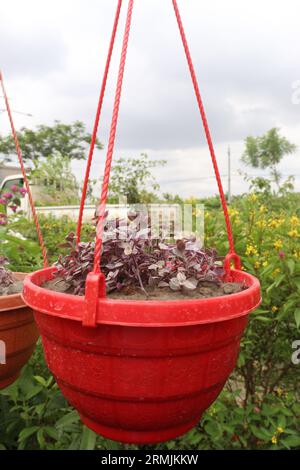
0,71,48,267
172,0,237,260
91,0,239,280
93,0,134,273
76,0,123,245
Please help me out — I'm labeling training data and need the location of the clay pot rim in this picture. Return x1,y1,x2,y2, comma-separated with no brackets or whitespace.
0,272,27,312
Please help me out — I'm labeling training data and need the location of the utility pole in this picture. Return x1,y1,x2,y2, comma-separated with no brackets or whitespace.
227,145,232,204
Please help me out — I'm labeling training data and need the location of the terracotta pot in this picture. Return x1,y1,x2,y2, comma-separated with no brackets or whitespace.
23,267,261,444
0,273,39,390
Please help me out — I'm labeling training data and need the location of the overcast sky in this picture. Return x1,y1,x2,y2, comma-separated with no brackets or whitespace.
1,0,300,197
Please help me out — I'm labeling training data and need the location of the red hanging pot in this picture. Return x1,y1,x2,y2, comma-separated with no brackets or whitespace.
0,273,39,389
23,267,260,444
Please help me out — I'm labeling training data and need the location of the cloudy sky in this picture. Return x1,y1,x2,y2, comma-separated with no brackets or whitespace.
1,0,300,197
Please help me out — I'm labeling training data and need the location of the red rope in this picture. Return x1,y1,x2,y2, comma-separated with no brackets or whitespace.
172,0,238,262
93,0,134,273
76,0,123,246
0,71,48,267
90,0,239,280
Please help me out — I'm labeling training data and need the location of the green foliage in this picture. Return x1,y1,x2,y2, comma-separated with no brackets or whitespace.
108,153,166,203
241,128,296,187
205,191,300,411
0,191,299,450
242,128,296,170
0,227,42,272
29,154,80,206
0,121,102,164
8,215,94,264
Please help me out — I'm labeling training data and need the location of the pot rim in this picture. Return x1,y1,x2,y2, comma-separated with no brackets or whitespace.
0,272,27,312
22,267,261,327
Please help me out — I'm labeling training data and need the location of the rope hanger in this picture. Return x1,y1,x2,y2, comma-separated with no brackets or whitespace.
83,0,241,326
0,0,241,326
0,72,48,268
76,0,122,246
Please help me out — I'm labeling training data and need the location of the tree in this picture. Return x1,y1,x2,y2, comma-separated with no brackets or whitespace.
30,154,79,205
241,128,296,187
0,120,102,165
108,153,166,204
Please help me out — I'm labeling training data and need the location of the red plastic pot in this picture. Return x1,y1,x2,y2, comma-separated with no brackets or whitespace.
0,273,39,390
23,266,260,444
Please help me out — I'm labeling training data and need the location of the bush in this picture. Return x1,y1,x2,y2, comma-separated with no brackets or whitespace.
0,192,299,450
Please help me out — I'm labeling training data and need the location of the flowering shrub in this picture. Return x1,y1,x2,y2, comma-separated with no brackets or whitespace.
0,190,299,450
0,185,27,225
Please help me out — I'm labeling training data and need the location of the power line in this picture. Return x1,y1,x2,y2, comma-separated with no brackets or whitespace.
0,108,33,117
158,173,300,184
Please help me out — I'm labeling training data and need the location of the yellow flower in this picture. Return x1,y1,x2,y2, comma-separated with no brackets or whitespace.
260,205,267,214
249,193,258,203
272,268,281,278
228,208,239,217
271,436,278,444
256,220,267,229
274,240,283,250
290,215,299,226
272,306,279,313
277,427,284,434
245,244,258,256
254,261,261,269
276,387,284,397
268,218,283,229
288,229,299,238
262,260,268,267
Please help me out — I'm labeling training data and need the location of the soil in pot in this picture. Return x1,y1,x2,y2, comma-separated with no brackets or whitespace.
43,276,246,300
0,276,23,296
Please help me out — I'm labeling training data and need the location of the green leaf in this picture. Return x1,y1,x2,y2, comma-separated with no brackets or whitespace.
204,421,222,439
80,426,97,450
274,274,286,287
294,308,300,328
44,426,59,441
281,435,300,448
237,352,245,367
250,425,272,440
56,410,80,428
18,426,39,442
294,278,300,292
254,316,273,322
286,259,295,275
34,375,47,387
37,428,45,448
25,385,43,400
278,415,286,429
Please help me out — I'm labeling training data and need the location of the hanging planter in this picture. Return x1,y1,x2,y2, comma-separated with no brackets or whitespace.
23,264,260,444
0,72,48,389
0,273,39,389
22,0,261,444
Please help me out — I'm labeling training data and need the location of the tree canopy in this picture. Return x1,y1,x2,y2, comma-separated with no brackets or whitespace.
108,153,166,204
242,128,296,169
0,120,103,164
241,128,296,187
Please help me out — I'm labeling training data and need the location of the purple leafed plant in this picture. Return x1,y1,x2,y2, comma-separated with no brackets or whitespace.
0,256,14,287
0,185,27,225
55,214,224,296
